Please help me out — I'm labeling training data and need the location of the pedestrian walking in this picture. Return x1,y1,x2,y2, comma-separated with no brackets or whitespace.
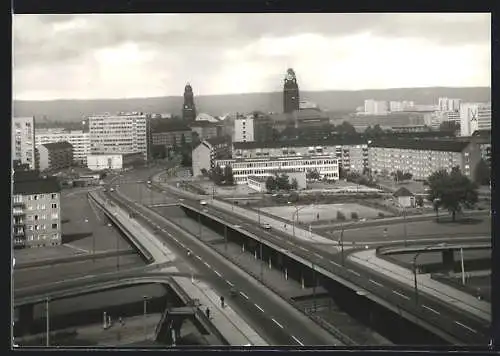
205,307,210,319
220,295,225,308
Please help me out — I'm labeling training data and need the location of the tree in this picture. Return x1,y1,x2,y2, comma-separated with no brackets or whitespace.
439,121,460,133
290,178,298,190
415,196,424,207
474,159,490,186
427,167,478,221
337,211,346,221
266,176,276,192
211,165,224,185
224,165,234,185
336,121,356,135
180,133,186,147
403,172,413,181
200,168,208,177
276,174,291,191
393,170,405,182
307,169,321,180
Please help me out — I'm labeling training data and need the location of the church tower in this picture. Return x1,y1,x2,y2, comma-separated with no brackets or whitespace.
283,68,300,113
182,83,197,122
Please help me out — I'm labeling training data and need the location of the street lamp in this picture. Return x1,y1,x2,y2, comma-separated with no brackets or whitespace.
403,207,408,247
45,297,50,347
412,243,446,305
338,224,345,266
433,198,441,222
288,202,313,239
143,296,149,340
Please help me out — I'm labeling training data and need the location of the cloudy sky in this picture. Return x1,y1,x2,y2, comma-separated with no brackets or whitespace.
13,13,490,101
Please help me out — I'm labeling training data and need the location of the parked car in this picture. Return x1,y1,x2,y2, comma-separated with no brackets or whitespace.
200,200,208,206
261,223,271,230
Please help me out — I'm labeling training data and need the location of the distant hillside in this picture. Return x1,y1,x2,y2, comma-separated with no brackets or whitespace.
13,87,490,122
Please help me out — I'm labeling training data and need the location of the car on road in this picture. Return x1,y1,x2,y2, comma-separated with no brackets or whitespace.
147,180,152,184
110,188,115,192
200,200,208,206
261,223,272,230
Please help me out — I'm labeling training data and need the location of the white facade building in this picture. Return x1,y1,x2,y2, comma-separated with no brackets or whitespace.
233,116,254,143
86,152,144,171
364,100,389,115
389,101,415,112
215,155,339,184
88,113,148,161
12,117,36,169
35,129,90,165
460,102,491,137
438,98,461,112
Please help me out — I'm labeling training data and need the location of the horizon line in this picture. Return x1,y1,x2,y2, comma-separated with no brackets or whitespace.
14,85,491,102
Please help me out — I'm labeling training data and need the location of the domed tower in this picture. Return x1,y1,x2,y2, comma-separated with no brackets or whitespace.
283,68,300,113
182,83,197,122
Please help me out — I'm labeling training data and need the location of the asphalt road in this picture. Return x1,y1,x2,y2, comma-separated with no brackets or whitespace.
123,171,490,345
112,184,342,346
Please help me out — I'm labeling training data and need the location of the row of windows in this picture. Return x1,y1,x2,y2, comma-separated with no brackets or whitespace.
25,233,59,241
26,194,58,201
25,223,58,231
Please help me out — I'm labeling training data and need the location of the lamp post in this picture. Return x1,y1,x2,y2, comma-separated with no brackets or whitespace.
433,198,441,222
403,207,408,247
339,224,345,266
412,243,445,305
260,235,264,281
257,206,261,225
45,297,50,347
143,296,148,340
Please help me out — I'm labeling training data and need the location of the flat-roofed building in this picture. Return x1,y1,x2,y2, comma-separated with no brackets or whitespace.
38,141,73,171
12,116,36,170
86,152,144,171
12,171,62,248
192,137,231,177
215,155,338,184
35,129,90,165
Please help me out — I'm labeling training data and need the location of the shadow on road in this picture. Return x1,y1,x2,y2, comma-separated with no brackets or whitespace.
437,217,484,225
61,232,93,244
61,218,71,224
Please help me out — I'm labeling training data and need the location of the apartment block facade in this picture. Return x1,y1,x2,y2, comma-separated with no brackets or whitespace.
192,137,232,177
12,117,36,170
35,129,90,165
12,171,62,248
368,139,481,181
88,113,148,161
37,141,73,171
460,102,491,137
215,155,339,184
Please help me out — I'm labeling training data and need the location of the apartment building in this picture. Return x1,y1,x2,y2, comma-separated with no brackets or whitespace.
232,139,369,174
12,117,36,170
37,141,73,171
364,100,389,115
86,152,144,171
233,116,255,142
151,123,192,148
460,102,491,137
35,129,90,165
368,139,481,181
88,113,148,161
191,137,232,176
438,98,461,112
12,171,62,248
215,155,339,184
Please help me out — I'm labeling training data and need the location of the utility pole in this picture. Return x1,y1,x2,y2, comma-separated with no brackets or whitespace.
45,297,50,347
116,227,120,271
460,248,466,285
312,264,317,313
260,237,264,281
198,212,202,239
143,296,148,340
224,225,228,251
339,225,345,265
403,207,408,247
258,206,261,225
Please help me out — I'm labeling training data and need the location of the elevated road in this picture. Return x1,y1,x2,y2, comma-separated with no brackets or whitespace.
128,173,491,345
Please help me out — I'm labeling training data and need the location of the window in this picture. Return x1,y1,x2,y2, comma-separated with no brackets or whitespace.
51,223,58,229
34,215,39,221
52,234,58,240
33,195,38,200
34,225,40,231
27,225,33,231
51,193,57,199
41,224,46,230
51,213,58,219
27,205,33,211
51,203,58,209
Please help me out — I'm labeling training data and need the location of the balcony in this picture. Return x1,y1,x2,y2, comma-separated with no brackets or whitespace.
13,208,25,216
14,229,25,237
13,219,25,226
13,200,25,207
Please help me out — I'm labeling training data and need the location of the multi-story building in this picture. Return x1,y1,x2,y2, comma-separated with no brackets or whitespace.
35,129,90,165
460,102,491,136
215,155,339,184
283,68,300,113
438,97,461,112
182,83,197,122
151,123,192,148
12,117,36,170
12,171,62,249
192,137,232,177
189,120,221,141
364,100,389,115
88,113,148,161
37,141,73,171
232,139,369,174
368,138,481,181
233,116,255,142
389,101,415,112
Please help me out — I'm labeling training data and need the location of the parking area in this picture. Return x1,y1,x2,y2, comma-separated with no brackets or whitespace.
260,203,389,224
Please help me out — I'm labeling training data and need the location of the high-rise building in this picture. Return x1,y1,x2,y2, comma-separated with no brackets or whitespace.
438,97,461,112
88,113,148,161
364,100,389,115
283,68,300,113
460,102,491,137
182,83,197,122
233,115,255,143
35,129,90,165
12,117,36,170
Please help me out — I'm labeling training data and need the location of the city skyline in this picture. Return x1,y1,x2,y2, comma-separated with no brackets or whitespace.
13,13,491,101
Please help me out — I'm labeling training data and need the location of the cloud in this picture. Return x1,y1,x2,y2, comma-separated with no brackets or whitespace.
12,13,491,100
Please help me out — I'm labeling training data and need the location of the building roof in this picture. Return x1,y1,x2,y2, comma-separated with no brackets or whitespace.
247,175,268,183
369,138,470,152
152,122,191,133
189,120,220,128
393,187,414,197
14,176,61,195
233,138,366,150
293,108,329,120
42,141,73,150
14,170,41,182
205,136,231,146
217,154,336,163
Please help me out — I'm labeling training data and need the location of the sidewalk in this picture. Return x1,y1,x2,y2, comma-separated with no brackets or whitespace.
348,249,491,322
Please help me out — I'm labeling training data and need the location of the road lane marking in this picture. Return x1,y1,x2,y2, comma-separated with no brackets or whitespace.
347,269,361,277
292,335,304,346
226,280,234,286
314,253,324,259
298,246,308,252
254,304,264,312
455,321,477,333
423,305,440,315
272,318,284,329
179,243,185,248
240,292,249,299
204,262,211,268
369,279,383,287
214,270,222,277
196,255,202,260
329,261,340,267
392,290,410,300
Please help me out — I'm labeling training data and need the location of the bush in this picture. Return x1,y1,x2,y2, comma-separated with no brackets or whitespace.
351,212,359,220
378,212,385,218
337,211,346,221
